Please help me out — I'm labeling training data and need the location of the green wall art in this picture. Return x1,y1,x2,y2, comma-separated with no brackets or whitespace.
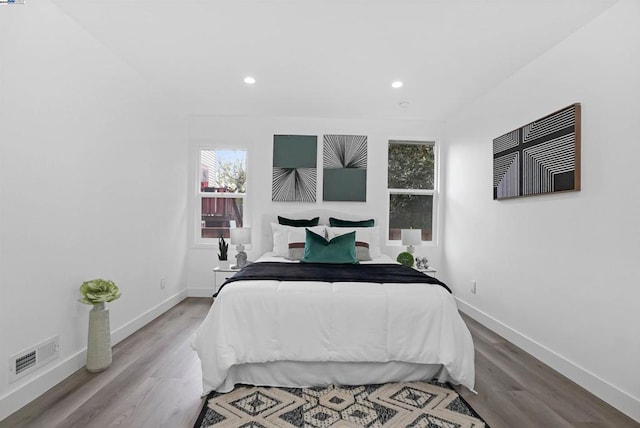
272,135,317,202
323,134,368,202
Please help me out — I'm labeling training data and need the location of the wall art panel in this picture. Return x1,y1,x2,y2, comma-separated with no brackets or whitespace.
272,135,317,202
323,134,368,202
493,103,581,200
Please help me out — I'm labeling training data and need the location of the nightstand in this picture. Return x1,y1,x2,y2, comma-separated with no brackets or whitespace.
415,266,437,278
213,267,238,294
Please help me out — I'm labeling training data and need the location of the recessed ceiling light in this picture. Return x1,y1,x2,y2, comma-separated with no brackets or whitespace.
244,76,256,85
391,81,403,89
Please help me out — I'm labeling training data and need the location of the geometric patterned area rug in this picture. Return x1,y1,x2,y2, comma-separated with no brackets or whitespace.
194,381,488,427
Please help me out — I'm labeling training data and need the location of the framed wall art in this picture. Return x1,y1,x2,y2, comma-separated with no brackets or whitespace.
272,135,317,202
493,103,581,200
322,134,368,202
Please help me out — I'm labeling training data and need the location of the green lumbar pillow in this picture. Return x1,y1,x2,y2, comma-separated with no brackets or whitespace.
301,229,358,264
396,251,415,267
277,216,320,227
329,217,375,228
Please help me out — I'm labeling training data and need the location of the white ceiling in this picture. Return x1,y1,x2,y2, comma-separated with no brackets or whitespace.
53,0,616,120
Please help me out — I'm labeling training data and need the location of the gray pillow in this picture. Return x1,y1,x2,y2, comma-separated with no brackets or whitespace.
355,241,371,261
287,242,305,261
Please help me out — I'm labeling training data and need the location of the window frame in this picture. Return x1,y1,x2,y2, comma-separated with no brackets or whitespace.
194,145,248,247
386,139,439,247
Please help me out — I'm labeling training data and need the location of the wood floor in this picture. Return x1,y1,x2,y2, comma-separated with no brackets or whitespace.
1,298,637,428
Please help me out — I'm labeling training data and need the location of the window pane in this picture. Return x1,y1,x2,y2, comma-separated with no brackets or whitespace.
201,197,244,239
388,142,434,190
200,149,247,193
389,194,432,241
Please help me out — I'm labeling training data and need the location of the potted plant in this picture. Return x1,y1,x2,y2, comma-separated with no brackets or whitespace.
218,235,230,269
79,279,121,372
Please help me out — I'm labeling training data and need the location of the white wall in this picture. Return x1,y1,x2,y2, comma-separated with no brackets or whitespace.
0,1,188,419
186,116,444,294
442,0,640,421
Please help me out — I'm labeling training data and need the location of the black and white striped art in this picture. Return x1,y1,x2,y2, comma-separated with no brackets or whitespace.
493,104,581,200
272,167,317,202
323,134,368,169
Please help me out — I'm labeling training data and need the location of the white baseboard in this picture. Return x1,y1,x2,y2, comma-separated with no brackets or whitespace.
111,290,188,345
0,290,188,421
188,287,214,298
0,348,86,423
455,297,640,423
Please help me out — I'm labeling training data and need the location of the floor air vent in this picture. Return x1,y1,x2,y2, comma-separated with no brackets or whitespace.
9,336,59,383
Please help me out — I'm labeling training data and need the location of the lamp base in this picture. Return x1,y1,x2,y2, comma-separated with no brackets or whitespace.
406,245,415,254
234,251,248,269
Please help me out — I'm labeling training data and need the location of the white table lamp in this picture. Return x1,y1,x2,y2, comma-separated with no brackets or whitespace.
230,227,251,268
401,229,421,254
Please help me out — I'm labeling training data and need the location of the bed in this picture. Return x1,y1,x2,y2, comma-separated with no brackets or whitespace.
192,213,475,395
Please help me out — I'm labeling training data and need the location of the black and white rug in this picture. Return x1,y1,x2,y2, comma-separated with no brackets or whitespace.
194,381,487,427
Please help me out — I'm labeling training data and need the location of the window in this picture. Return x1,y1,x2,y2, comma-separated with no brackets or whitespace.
387,141,436,242
198,148,247,241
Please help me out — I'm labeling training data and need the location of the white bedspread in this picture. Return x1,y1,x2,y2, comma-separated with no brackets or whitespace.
192,260,475,393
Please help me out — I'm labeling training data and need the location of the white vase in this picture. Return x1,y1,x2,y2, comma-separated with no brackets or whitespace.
219,259,231,269
86,302,112,372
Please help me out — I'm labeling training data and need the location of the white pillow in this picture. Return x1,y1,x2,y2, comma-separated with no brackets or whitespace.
271,223,326,257
327,226,381,258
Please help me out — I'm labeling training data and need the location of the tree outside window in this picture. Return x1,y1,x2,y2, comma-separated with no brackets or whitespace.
199,149,247,240
387,141,436,241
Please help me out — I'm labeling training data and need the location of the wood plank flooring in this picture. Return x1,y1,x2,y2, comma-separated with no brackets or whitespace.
1,298,637,428
453,314,638,428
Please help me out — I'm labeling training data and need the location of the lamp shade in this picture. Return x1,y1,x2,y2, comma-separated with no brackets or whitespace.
401,229,421,247
230,228,251,245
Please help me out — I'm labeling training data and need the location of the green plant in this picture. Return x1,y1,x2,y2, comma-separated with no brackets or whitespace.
218,235,229,260
79,279,121,305
396,251,415,267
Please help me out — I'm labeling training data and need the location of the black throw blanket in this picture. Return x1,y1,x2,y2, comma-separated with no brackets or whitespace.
215,262,451,297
